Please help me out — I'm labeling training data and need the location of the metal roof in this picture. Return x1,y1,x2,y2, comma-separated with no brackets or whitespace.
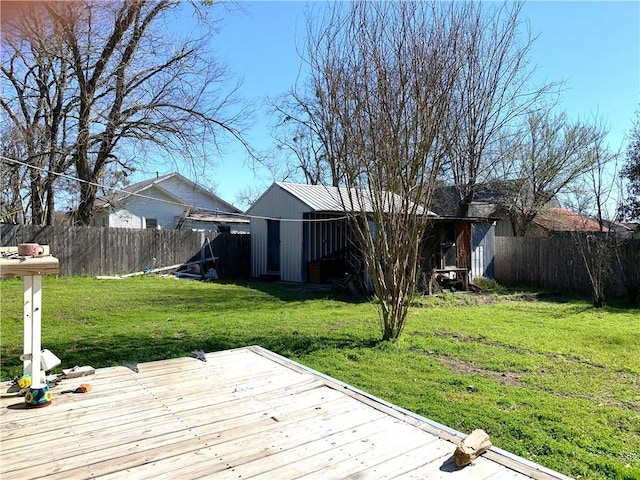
276,182,437,216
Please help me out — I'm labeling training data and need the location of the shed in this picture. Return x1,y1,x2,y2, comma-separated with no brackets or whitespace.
247,182,492,285
246,182,358,283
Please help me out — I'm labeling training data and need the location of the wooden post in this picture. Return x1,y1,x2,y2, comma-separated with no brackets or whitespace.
23,276,34,376
1,247,59,388
28,275,44,387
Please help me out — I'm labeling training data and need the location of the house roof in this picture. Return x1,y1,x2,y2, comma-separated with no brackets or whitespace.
95,173,179,207
185,212,250,225
432,180,565,220
432,180,526,217
95,172,243,214
533,208,608,233
268,182,437,216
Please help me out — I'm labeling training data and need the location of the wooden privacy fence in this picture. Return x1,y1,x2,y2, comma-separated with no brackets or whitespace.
495,236,640,298
0,224,250,278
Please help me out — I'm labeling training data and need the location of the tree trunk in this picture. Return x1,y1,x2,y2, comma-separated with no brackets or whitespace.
29,171,45,225
45,178,55,226
75,181,98,226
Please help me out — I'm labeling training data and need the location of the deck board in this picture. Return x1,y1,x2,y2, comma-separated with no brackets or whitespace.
0,346,573,480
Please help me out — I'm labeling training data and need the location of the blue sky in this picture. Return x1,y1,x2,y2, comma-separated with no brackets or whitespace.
141,1,640,210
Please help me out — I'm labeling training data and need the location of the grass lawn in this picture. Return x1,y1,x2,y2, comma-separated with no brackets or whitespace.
0,276,638,480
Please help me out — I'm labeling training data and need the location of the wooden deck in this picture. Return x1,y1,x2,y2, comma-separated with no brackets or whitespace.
1,347,573,480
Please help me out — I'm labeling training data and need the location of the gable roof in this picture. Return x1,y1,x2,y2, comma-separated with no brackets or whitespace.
533,208,608,233
432,180,565,220
95,172,243,214
95,173,179,207
251,182,436,216
277,182,348,212
432,180,526,217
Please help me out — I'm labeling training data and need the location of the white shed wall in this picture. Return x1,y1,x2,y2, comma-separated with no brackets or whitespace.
248,184,310,282
280,221,304,282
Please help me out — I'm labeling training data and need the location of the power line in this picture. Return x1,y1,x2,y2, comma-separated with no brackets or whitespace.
0,155,349,223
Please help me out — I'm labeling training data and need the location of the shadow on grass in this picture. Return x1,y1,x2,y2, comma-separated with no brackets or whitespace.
1,331,380,379
138,279,371,314
220,279,372,305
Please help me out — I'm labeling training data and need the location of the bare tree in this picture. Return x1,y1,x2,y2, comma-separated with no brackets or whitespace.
441,1,558,217
619,109,640,221
0,124,29,223
565,117,621,229
501,110,605,236
269,96,333,186
1,0,250,226
565,129,621,308
269,86,346,188
296,1,463,341
1,3,77,225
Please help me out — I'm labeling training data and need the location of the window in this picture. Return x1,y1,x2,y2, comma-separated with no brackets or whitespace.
146,218,158,229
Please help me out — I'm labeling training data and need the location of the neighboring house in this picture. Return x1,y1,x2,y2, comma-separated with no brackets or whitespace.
623,222,640,239
603,220,640,239
432,180,525,219
93,173,249,233
522,208,607,237
432,181,563,238
246,182,491,284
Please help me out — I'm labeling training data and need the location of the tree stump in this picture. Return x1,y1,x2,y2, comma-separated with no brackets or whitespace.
453,429,492,467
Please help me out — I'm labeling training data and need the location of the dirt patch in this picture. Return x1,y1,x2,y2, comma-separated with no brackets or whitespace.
433,331,611,370
434,331,527,352
418,290,570,307
436,356,523,387
506,291,569,303
420,292,499,306
432,354,638,410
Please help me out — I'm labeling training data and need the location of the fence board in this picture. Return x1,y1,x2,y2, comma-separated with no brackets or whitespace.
0,224,250,279
495,236,640,299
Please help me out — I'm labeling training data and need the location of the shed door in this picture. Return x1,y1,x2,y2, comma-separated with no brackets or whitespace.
267,220,280,273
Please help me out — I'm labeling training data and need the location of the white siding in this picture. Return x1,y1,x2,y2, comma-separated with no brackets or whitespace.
471,245,484,280
109,209,144,228
121,188,185,229
280,220,304,282
95,173,244,231
247,184,310,282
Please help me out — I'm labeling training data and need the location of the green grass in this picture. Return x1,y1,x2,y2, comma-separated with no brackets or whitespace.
1,276,638,480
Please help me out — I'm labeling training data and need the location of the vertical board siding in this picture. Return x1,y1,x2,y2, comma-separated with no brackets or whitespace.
0,224,249,278
247,184,308,281
281,220,304,282
495,236,640,297
250,219,268,278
